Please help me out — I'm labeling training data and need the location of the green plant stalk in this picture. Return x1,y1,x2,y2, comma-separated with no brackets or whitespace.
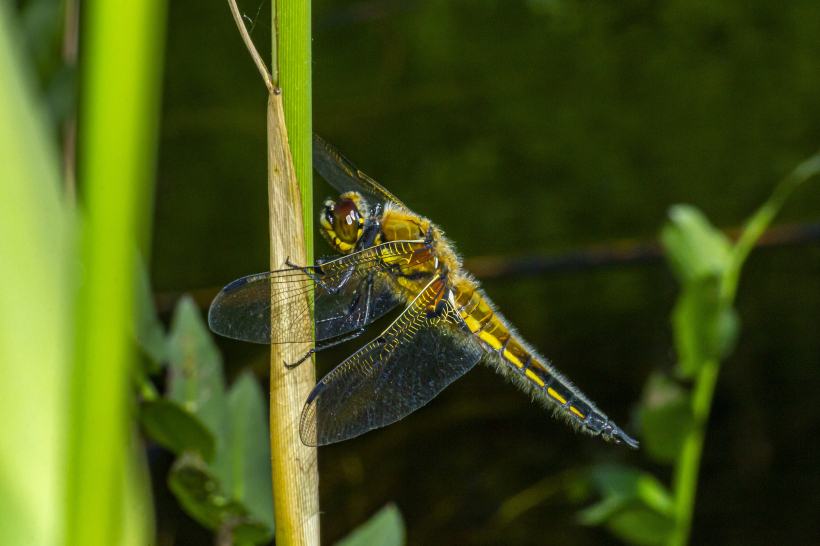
68,0,168,544
276,0,313,266
667,151,820,546
668,359,718,546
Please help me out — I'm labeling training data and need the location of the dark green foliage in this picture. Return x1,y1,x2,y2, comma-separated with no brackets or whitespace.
227,372,277,533
134,283,276,543
133,269,409,545
168,453,272,545
139,400,216,463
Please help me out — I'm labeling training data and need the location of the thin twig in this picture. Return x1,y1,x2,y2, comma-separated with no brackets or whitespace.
226,0,274,92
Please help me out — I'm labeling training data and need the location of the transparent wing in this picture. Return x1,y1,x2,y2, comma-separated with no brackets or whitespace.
208,241,433,346
300,277,485,446
313,133,409,211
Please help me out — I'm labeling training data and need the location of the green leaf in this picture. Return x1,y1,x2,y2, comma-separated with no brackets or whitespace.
0,5,74,545
231,521,274,545
577,495,631,525
640,373,694,463
588,464,646,495
139,399,216,462
168,452,273,544
227,372,275,532
605,507,674,546
661,205,730,283
583,464,674,518
634,474,675,518
165,299,276,541
167,295,232,491
579,465,674,545
671,276,739,377
334,503,406,546
132,252,167,373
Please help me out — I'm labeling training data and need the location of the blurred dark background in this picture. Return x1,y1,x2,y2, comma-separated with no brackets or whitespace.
151,0,820,544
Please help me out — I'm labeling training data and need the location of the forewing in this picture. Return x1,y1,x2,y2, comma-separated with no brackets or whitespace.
208,241,432,346
313,133,409,211
300,277,485,446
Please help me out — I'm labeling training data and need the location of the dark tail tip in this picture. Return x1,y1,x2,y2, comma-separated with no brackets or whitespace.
605,423,640,449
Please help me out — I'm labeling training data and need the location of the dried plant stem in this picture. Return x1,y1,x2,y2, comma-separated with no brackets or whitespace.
224,0,319,543
267,90,319,545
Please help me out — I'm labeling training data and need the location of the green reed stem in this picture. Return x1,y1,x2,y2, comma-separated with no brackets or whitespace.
275,0,313,265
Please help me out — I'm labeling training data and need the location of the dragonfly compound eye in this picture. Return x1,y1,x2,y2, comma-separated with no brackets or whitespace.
332,199,362,244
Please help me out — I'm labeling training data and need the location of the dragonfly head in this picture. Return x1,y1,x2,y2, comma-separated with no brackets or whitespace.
319,191,369,253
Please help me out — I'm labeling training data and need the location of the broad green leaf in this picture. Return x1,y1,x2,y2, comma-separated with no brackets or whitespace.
671,277,739,377
140,399,216,462
0,5,72,545
640,373,693,463
335,503,406,546
227,372,275,532
661,205,730,283
168,453,273,544
132,253,166,373
68,0,167,540
167,296,232,491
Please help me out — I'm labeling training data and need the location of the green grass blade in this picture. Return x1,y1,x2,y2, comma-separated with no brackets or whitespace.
0,5,72,546
67,0,168,543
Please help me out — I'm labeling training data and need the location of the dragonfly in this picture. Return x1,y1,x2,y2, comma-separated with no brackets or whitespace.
208,134,639,449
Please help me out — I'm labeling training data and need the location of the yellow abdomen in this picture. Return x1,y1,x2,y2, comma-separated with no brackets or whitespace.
376,208,620,439
452,280,615,436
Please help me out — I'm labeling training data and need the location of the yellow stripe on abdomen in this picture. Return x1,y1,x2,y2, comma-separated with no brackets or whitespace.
455,288,598,426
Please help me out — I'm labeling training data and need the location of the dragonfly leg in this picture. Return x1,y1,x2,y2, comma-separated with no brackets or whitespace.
355,205,383,251
284,256,306,269
284,256,346,293
424,226,435,244
284,274,375,369
286,255,343,270
284,327,367,369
